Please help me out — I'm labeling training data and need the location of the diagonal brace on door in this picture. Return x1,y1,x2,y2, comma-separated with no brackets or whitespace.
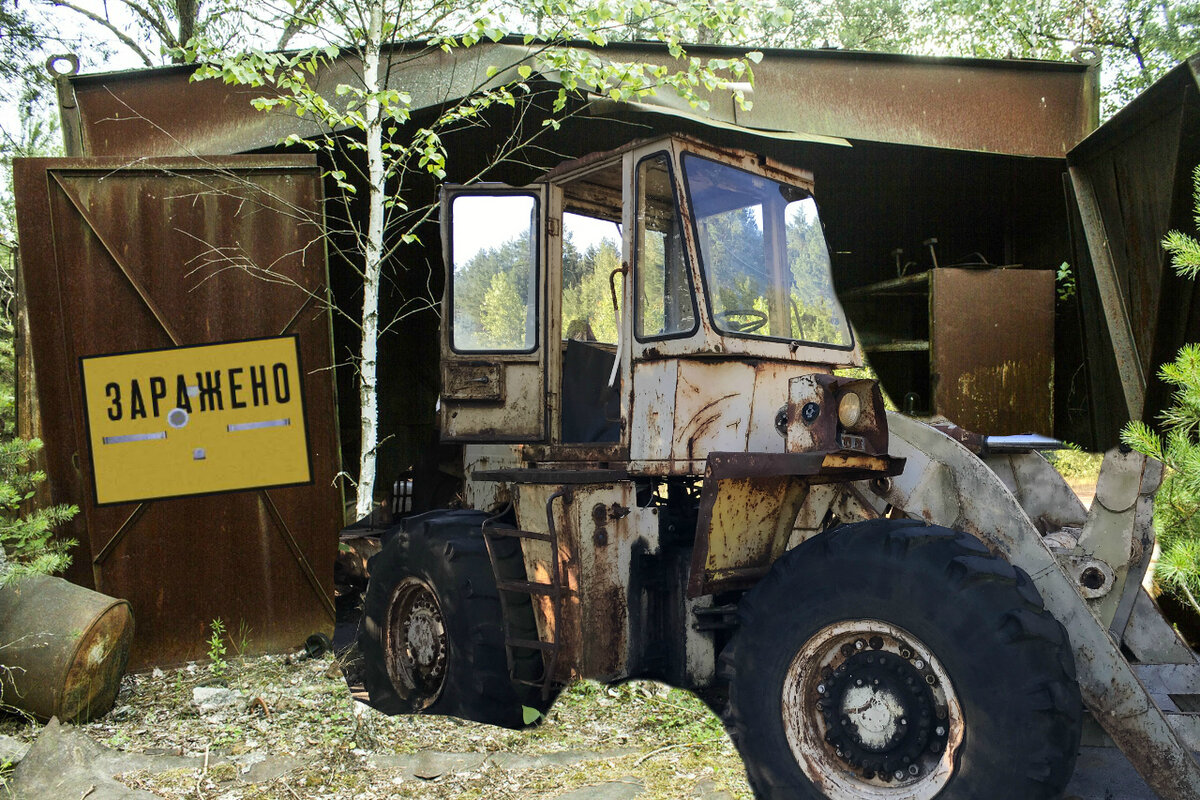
52,171,184,346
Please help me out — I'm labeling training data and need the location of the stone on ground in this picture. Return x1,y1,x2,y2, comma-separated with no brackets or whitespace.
191,686,243,712
8,718,169,800
553,775,644,800
0,733,29,766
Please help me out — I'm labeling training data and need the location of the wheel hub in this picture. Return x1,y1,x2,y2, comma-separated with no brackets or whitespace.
820,650,948,776
782,621,963,799
837,669,908,752
384,578,448,709
405,602,443,668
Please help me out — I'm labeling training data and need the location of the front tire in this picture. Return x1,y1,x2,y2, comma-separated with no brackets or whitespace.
720,518,1081,800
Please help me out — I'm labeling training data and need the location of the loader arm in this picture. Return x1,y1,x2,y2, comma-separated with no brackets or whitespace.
874,411,1200,799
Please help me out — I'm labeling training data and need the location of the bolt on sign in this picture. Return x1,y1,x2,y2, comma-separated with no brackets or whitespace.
80,336,312,505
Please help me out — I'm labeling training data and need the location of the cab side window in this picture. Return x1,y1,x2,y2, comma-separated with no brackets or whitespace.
450,194,539,352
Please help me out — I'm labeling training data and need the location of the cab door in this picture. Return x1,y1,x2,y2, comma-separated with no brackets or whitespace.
439,184,549,442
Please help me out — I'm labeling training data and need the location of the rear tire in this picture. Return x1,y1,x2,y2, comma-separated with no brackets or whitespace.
720,518,1082,799
358,509,555,728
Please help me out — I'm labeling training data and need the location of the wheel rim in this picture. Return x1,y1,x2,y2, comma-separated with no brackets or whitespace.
383,577,447,709
781,620,964,800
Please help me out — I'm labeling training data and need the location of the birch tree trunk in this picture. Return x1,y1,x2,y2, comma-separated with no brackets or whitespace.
356,0,384,519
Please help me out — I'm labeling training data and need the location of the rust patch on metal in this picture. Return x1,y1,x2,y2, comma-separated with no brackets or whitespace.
521,443,628,463
61,601,135,722
585,584,628,677
929,268,1054,435
820,453,891,471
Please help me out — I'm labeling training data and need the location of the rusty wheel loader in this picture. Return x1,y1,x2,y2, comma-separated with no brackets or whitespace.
349,134,1200,799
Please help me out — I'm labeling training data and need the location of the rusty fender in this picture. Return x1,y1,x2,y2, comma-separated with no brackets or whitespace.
686,450,903,598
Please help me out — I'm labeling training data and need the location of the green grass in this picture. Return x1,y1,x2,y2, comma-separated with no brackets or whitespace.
1046,447,1103,483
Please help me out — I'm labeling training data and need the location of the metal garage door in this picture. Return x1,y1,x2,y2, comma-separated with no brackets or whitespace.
14,155,341,669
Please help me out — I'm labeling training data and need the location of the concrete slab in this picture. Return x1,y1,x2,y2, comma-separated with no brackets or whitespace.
1065,746,1187,800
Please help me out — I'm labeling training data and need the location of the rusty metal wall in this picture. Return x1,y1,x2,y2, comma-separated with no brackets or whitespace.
14,156,341,669
1066,56,1200,448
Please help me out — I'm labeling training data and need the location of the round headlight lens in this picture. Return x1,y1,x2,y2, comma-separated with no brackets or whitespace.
838,392,863,429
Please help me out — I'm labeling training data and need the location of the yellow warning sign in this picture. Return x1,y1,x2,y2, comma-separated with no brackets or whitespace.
80,336,312,505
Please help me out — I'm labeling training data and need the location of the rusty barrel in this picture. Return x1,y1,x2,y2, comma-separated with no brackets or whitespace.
0,574,134,722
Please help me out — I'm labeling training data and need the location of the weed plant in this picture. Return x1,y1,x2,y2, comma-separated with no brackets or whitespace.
208,618,228,679
1046,445,1103,483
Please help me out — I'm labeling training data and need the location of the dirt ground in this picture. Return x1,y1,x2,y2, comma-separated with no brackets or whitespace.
1,651,753,799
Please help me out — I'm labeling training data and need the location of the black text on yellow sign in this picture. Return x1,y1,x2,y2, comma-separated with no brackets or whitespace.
80,336,312,505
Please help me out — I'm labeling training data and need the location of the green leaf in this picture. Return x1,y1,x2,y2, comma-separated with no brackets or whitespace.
522,705,542,725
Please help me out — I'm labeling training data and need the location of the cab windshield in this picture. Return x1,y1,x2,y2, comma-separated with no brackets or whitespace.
681,154,853,348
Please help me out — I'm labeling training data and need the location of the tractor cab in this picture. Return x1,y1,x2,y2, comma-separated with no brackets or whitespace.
440,135,875,473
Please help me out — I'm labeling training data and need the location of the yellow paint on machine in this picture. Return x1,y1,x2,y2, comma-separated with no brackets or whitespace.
80,336,311,505
703,475,809,584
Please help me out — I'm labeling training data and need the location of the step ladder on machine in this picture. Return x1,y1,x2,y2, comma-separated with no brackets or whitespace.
481,493,568,702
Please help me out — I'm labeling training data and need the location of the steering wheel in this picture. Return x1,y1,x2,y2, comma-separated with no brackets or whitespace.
715,308,768,333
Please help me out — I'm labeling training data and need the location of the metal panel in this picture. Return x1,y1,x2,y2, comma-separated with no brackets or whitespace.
14,156,341,669
1063,172,1129,449
59,42,1096,161
732,49,1096,158
930,268,1055,435
672,360,756,458
1066,56,1200,446
628,359,829,468
629,359,677,462
687,451,903,596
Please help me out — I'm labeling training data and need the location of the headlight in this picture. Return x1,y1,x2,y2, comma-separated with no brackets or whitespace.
838,391,863,429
